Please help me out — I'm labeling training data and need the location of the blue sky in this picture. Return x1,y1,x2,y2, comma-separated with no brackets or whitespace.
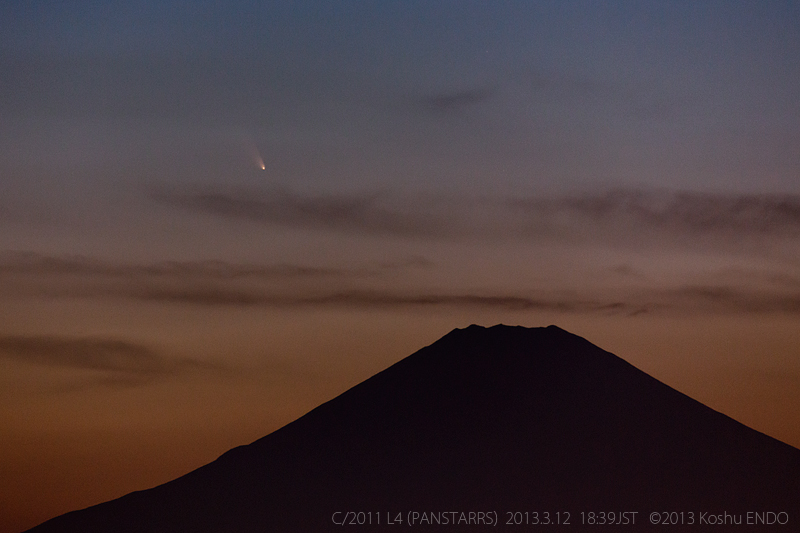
3,0,799,199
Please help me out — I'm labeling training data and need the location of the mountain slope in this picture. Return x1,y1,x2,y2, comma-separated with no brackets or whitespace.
27,325,800,531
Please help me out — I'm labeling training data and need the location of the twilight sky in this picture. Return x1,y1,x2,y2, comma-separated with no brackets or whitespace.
2,2,800,532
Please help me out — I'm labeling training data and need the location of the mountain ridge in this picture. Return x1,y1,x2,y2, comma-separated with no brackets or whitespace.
26,324,800,532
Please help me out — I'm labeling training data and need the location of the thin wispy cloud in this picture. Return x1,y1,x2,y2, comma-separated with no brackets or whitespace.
0,254,620,312
123,287,627,313
104,285,800,316
670,285,800,315
4,253,800,315
510,189,800,238
418,88,495,114
0,252,431,281
0,335,218,387
152,186,800,247
5,185,800,316
0,251,345,280
151,187,456,237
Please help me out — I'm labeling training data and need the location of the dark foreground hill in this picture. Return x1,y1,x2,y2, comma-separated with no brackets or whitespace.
27,325,800,532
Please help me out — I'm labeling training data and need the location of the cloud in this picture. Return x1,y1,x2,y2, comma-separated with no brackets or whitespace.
39,284,800,316
152,186,800,247
0,251,435,308
417,88,495,114
0,335,217,387
669,285,800,315
0,251,345,280
0,255,628,312
504,190,800,252
512,189,800,238
2,252,799,316
151,187,456,238
117,285,800,316
122,287,626,312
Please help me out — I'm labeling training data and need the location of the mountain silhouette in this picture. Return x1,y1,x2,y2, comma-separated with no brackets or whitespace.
26,325,800,532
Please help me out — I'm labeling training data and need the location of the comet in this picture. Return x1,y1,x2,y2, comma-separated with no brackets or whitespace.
247,139,266,171
254,150,266,171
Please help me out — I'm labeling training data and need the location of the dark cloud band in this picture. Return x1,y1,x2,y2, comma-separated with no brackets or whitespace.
152,186,800,244
4,255,800,315
0,335,220,388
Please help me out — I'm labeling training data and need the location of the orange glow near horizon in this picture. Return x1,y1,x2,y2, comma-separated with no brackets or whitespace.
1,304,799,533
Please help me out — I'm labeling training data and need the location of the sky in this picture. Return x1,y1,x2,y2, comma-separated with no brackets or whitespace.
2,1,800,531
